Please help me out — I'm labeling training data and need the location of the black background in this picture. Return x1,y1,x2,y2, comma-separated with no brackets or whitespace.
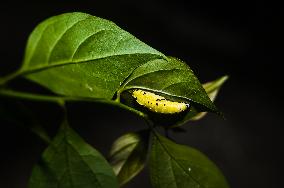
0,1,281,188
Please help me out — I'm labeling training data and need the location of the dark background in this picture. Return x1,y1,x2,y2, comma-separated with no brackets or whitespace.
0,0,281,187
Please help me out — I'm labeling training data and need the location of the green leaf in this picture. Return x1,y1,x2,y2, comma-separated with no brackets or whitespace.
190,75,228,121
150,133,229,188
122,57,217,113
109,131,149,186
29,121,118,188
21,12,164,99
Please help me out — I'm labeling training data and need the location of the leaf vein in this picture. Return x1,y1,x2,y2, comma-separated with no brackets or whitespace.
71,29,115,60
47,16,91,63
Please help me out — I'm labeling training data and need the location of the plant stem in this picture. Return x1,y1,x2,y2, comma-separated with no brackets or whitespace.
0,89,150,121
0,70,23,86
0,89,65,103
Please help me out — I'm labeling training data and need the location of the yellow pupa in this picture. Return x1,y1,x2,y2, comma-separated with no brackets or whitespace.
132,90,189,114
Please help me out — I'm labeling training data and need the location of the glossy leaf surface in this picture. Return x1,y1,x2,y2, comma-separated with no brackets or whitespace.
150,133,229,188
122,57,217,112
29,121,118,188
22,12,163,99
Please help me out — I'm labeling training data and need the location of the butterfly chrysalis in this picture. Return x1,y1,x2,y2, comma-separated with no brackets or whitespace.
132,90,190,114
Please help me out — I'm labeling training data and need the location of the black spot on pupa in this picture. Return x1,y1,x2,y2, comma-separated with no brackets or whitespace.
156,103,158,106
164,104,166,106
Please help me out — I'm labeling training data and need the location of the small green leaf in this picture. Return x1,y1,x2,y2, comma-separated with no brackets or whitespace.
109,130,150,186
150,133,229,188
203,75,228,100
29,121,118,188
190,75,228,121
122,57,217,113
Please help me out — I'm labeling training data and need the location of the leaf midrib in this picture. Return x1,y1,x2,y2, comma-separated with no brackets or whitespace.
20,53,163,77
